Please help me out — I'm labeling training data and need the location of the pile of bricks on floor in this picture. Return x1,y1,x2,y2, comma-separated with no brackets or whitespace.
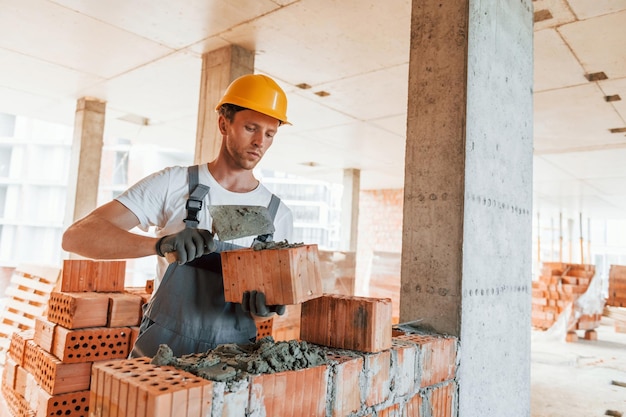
605,264,626,333
531,262,601,342
1,259,148,417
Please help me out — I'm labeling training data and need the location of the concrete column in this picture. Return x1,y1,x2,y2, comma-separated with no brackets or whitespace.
194,45,255,164
400,1,533,415
341,168,360,252
64,97,106,227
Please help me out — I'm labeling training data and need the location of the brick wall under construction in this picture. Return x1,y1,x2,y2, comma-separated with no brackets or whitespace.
1,256,459,417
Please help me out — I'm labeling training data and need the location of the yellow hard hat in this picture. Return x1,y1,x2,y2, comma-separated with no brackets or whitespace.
215,74,290,125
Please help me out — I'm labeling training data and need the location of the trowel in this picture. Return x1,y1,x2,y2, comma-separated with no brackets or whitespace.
209,205,275,241
164,205,275,264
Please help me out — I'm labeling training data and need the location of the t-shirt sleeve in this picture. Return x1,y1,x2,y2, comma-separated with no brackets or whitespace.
115,167,174,232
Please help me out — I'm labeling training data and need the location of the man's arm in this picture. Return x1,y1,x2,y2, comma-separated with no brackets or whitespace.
62,200,159,260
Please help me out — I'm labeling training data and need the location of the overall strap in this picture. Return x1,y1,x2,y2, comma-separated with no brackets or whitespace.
256,194,281,242
267,194,281,221
184,165,210,229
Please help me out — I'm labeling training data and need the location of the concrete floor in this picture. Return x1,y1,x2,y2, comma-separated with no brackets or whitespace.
531,317,626,417
0,317,624,416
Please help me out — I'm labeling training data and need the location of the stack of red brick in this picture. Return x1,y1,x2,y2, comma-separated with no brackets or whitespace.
1,259,147,417
531,262,601,340
607,265,626,333
607,265,626,308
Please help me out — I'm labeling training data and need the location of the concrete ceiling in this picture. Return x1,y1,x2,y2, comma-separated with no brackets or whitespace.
1,0,625,221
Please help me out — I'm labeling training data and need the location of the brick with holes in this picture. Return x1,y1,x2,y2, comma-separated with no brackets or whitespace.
47,292,110,329
52,325,131,363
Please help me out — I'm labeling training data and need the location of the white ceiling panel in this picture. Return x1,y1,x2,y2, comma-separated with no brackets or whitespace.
567,0,626,19
0,87,63,125
0,0,174,78
558,10,626,78
534,83,625,151
370,114,408,138
299,122,405,168
79,51,201,124
532,0,576,31
0,48,104,99
280,93,355,134
50,0,282,49
533,155,578,182
598,77,626,123
538,148,626,180
307,65,409,121
218,0,411,86
533,29,586,92
586,177,626,196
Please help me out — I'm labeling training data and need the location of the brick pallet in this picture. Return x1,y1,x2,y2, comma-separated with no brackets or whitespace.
604,305,626,334
1,259,143,417
531,262,600,341
0,265,61,360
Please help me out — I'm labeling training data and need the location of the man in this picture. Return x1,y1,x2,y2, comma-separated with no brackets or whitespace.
62,74,293,357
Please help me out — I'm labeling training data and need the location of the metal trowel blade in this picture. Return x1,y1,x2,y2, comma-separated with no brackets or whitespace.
209,205,275,241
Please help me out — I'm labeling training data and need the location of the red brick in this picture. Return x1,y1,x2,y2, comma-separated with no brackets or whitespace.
33,317,56,353
219,380,250,417
61,259,126,292
566,331,578,342
248,364,328,417
107,293,142,327
221,244,323,305
14,366,28,398
53,325,131,363
424,381,456,417
8,329,34,365
2,357,18,390
378,403,400,417
404,391,424,417
47,291,110,329
326,352,363,416
363,350,391,407
34,344,92,395
583,329,598,340
391,339,418,397
300,294,392,352
91,357,212,417
393,333,457,387
22,340,39,374
37,389,91,417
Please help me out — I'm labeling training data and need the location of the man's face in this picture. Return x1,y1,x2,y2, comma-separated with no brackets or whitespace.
220,109,280,170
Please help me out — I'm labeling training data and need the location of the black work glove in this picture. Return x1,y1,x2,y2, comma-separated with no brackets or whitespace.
156,228,216,264
241,290,286,317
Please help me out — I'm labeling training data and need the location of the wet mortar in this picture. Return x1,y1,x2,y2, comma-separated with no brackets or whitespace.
151,336,328,386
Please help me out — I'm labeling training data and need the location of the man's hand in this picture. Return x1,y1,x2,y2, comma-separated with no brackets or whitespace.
156,228,216,264
242,290,286,318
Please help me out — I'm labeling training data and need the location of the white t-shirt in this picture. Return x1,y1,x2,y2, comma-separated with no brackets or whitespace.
116,164,293,286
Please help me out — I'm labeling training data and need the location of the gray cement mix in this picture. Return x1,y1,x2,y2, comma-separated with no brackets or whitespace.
151,336,328,387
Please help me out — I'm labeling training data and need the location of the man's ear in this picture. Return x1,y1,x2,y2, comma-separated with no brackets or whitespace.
218,116,227,134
